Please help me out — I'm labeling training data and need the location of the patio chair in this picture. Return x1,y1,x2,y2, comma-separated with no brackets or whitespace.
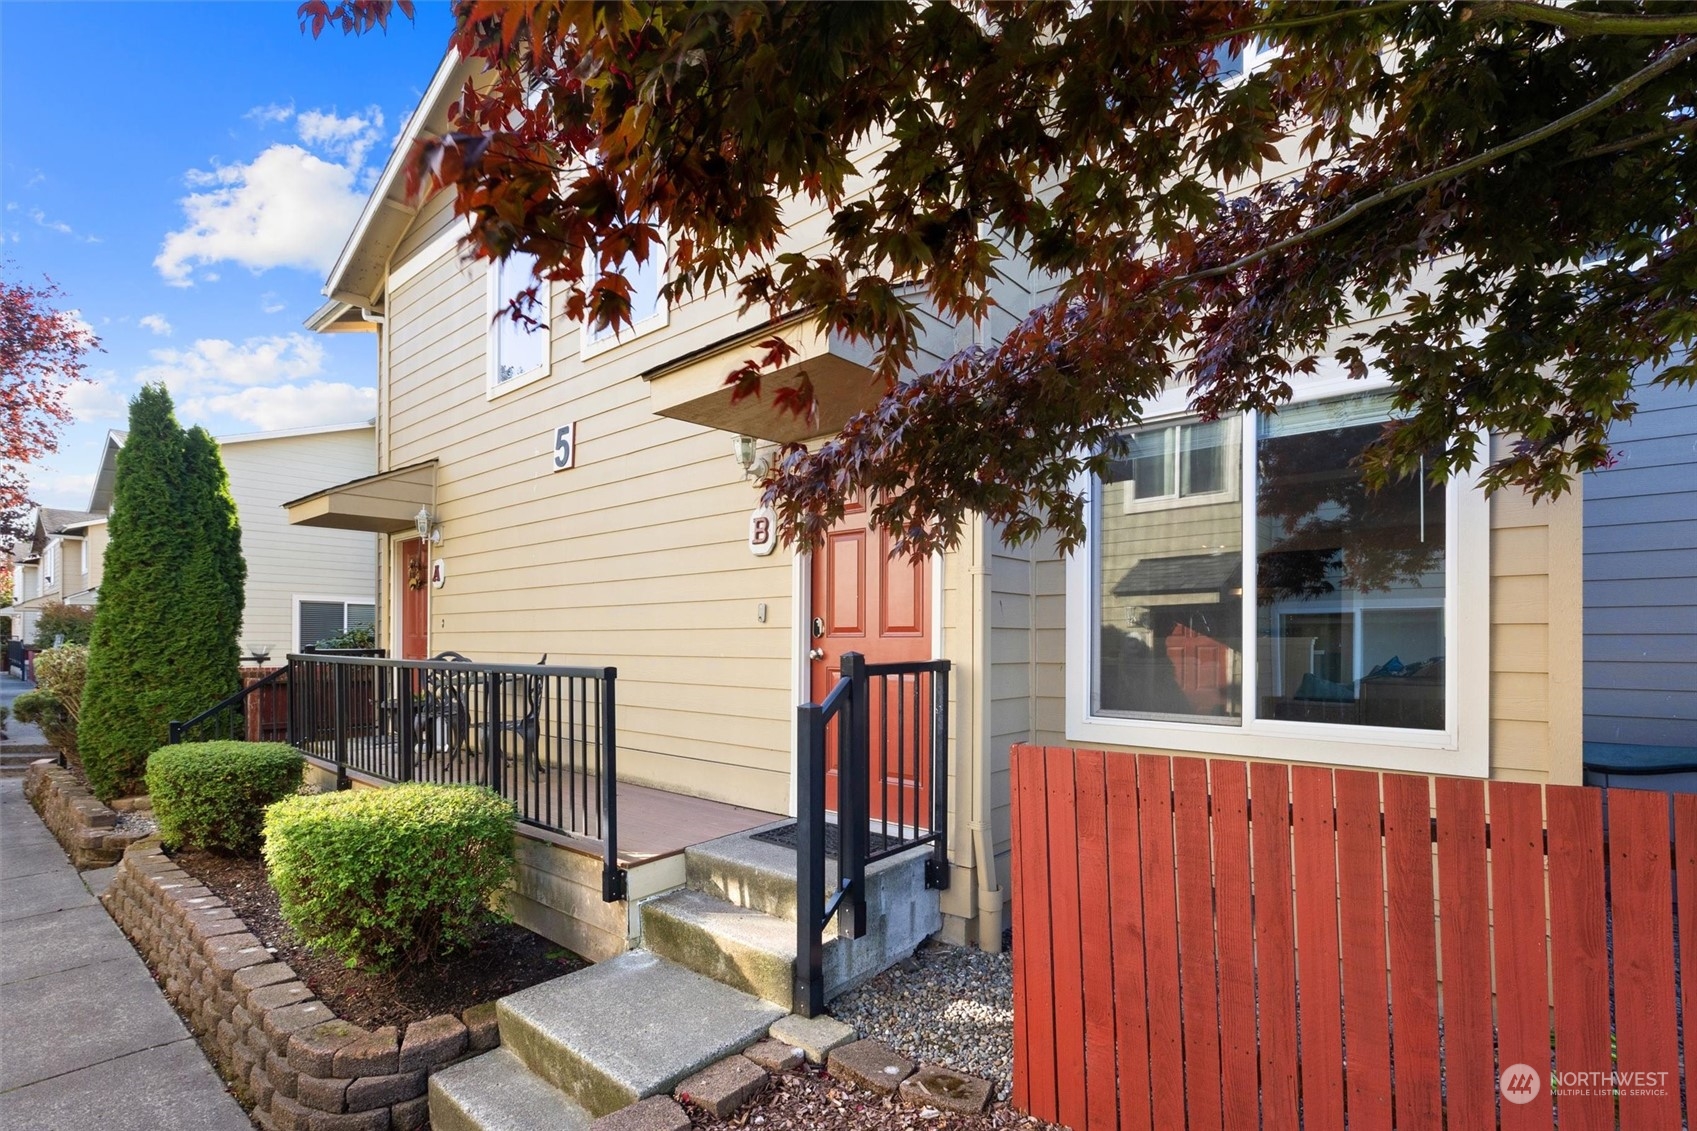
494,655,547,782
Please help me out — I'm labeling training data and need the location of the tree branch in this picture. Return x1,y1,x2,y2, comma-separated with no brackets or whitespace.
1567,113,1697,160
1179,35,1697,283
1467,1,1697,37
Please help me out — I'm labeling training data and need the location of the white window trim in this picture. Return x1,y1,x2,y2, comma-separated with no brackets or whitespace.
1116,417,1241,515
1065,370,1491,778
291,594,379,655
1214,38,1283,86
579,240,670,361
486,257,553,400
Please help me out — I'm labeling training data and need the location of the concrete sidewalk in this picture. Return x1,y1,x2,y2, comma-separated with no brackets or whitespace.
0,778,251,1130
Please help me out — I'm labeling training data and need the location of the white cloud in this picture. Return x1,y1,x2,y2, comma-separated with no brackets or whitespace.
185,382,376,431
155,144,369,286
246,102,295,125
62,309,95,339
260,293,286,315
139,313,173,336
27,470,98,510
296,107,384,166
64,379,129,422
137,333,328,396
30,208,99,243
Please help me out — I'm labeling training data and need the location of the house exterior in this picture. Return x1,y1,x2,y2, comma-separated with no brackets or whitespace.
1,507,107,645
22,423,382,660
288,52,1583,960
1582,376,1697,776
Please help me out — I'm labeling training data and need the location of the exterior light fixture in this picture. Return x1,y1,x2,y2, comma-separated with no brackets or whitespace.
414,505,442,545
733,435,772,479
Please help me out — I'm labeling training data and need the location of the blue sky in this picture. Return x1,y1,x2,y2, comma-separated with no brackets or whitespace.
2,1,455,511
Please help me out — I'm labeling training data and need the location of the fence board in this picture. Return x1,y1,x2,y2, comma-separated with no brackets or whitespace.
1247,762,1299,1129
1171,756,1223,1131
1383,772,1440,1131
1545,784,1612,1131
1489,780,1556,1130
1434,776,1497,1131
1135,754,1187,1131
1072,750,1118,1131
1105,754,1153,1131
1608,787,1681,1127
1014,747,1056,1121
1676,794,1697,1131
1009,744,1030,1116
1335,770,1393,1131
1043,750,1088,1131
1291,765,1346,1131
1208,760,1258,1129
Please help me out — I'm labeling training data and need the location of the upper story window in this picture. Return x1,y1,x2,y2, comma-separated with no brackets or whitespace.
580,242,668,360
487,252,552,398
1209,38,1281,83
1067,378,1490,777
43,541,59,589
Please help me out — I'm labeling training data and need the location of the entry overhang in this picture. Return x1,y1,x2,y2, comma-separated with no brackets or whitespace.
283,460,437,533
643,316,884,444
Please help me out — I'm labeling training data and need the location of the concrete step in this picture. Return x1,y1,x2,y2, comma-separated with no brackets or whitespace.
495,949,783,1118
641,888,798,1010
429,1047,593,1131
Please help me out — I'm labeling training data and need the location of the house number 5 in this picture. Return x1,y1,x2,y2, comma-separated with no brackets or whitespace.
552,423,575,471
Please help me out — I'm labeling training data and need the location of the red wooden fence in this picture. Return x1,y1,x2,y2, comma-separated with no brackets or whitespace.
1011,744,1692,1130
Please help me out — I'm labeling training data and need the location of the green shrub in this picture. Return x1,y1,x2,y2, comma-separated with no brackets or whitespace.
146,741,304,856
33,601,95,647
12,689,73,752
31,643,89,766
263,784,516,970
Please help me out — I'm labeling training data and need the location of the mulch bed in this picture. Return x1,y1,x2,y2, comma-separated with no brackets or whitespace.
692,1064,1060,1130
170,849,586,1029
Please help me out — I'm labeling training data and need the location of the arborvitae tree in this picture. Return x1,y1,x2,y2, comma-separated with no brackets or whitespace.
81,385,189,799
80,385,247,801
177,426,245,712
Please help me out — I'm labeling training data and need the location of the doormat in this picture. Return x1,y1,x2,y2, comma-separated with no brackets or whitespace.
750,822,906,858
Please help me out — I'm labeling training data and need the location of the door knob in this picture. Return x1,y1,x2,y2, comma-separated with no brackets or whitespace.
809,648,825,661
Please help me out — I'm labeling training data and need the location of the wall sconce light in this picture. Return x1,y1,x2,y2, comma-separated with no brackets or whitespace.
414,505,442,545
733,435,773,479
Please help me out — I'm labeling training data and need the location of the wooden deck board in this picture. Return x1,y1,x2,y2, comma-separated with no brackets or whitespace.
300,741,781,865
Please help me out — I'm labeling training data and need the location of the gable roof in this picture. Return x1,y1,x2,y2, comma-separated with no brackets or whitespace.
87,422,377,513
320,51,477,312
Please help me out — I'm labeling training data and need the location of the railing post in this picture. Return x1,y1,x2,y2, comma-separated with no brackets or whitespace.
483,671,502,796
841,651,869,940
398,665,415,783
928,661,951,890
333,662,350,791
168,721,183,745
599,668,625,902
794,702,827,1018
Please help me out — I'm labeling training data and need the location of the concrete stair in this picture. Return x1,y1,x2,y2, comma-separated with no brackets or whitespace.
0,747,53,778
430,822,938,1130
642,824,941,1012
428,951,782,1127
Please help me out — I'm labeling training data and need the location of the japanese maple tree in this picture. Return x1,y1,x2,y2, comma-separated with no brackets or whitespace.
1,269,100,543
307,0,1697,555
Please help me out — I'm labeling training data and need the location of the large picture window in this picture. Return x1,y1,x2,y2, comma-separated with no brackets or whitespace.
1071,384,1489,776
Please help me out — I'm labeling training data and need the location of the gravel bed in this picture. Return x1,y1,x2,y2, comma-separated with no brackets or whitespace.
830,941,1014,1099
114,810,158,837
703,1062,1056,1131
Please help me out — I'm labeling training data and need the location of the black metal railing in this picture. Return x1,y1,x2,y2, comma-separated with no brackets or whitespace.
263,653,622,900
794,652,950,1017
169,666,291,745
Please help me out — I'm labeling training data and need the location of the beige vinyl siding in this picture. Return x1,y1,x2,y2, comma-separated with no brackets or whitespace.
221,429,379,654
83,525,107,591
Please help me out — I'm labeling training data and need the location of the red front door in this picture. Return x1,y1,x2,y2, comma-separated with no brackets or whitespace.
399,538,429,660
809,499,933,830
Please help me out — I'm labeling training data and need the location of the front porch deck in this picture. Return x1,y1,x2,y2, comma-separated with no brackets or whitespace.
300,740,781,866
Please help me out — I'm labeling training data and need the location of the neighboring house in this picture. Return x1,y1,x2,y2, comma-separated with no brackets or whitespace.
1,508,106,645
287,50,1583,967
1582,377,1697,782
65,423,380,658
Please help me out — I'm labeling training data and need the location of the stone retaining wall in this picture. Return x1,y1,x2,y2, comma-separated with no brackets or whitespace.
22,761,153,867
103,838,500,1131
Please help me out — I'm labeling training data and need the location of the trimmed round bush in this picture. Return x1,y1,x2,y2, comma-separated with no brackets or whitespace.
263,784,516,970
146,741,305,856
